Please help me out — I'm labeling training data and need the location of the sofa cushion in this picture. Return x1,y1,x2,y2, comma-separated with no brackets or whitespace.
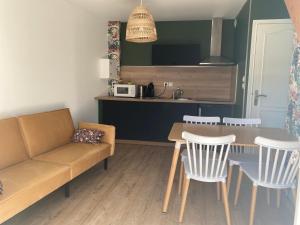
18,108,75,157
0,118,29,170
34,143,111,178
0,160,70,224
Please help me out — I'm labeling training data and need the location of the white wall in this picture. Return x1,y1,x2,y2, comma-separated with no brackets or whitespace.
0,0,108,124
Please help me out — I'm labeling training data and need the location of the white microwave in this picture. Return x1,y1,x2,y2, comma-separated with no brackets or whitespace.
113,84,137,97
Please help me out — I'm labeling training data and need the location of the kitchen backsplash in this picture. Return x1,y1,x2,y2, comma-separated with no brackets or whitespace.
120,66,237,102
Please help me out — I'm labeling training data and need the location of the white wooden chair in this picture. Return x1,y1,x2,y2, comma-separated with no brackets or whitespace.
180,115,222,199
234,136,300,225
183,115,220,125
179,131,236,225
222,117,261,194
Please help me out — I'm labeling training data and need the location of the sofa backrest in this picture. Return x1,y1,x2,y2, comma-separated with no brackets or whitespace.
18,108,75,157
0,117,29,170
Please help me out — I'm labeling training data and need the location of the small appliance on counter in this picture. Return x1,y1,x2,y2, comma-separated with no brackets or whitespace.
139,85,146,99
146,82,155,97
113,84,137,97
138,82,155,98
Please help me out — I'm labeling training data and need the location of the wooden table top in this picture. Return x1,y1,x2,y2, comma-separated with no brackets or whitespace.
168,123,297,146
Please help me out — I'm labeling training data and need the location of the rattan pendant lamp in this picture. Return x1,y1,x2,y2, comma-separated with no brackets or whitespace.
126,0,157,43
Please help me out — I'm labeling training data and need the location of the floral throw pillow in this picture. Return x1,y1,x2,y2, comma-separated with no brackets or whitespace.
0,180,3,194
72,128,104,144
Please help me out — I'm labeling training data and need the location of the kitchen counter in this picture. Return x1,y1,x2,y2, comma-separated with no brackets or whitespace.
95,96,235,105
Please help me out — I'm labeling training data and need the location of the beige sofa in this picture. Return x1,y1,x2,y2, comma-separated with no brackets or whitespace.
0,108,115,224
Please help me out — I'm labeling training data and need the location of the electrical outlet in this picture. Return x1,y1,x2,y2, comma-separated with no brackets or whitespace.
163,82,173,87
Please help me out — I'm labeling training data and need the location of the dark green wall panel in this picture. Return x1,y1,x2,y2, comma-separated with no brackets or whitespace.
120,24,152,65
233,1,251,117
222,20,236,60
120,20,235,66
251,0,289,20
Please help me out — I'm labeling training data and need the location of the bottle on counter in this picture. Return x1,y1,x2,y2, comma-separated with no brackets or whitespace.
139,85,143,99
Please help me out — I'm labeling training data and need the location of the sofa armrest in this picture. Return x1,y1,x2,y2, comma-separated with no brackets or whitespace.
78,122,116,156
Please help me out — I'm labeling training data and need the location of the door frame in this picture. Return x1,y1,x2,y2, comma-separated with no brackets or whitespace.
246,19,293,118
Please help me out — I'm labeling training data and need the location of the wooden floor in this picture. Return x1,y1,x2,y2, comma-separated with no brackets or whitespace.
3,144,295,225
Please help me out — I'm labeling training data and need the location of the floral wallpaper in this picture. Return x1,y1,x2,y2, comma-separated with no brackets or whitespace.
286,36,300,137
108,21,121,77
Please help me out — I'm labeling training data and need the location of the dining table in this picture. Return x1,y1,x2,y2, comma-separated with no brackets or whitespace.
162,122,297,213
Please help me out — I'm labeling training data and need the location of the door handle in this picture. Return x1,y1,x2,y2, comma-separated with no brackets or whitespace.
254,90,267,106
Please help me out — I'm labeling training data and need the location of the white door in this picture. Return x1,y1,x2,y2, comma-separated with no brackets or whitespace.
246,19,294,128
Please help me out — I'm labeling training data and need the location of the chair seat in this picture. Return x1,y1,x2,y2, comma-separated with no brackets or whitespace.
182,156,227,183
228,153,258,166
240,162,294,189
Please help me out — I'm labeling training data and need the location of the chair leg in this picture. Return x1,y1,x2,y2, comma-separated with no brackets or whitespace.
178,161,183,195
292,188,297,204
249,185,258,225
221,182,232,225
217,182,221,201
179,174,190,223
227,165,233,194
267,188,270,206
276,190,281,208
234,168,243,206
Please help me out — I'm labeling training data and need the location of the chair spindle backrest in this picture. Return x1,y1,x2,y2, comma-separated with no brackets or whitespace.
223,117,261,154
182,131,236,180
223,117,261,127
255,136,300,188
183,115,220,125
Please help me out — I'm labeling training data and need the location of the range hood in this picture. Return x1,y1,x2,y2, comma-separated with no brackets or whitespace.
199,18,235,66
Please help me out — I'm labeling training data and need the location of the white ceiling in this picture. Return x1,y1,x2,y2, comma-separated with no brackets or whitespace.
67,0,247,21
